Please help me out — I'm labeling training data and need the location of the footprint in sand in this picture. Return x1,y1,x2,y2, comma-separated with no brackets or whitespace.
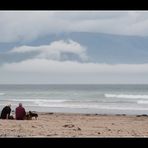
63,124,75,128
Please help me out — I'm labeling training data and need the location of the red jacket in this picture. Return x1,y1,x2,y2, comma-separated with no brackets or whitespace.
15,106,26,120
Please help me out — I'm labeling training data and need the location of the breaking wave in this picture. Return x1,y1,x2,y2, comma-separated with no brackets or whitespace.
105,94,148,99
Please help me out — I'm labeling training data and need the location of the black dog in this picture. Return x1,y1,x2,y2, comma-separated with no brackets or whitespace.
26,111,38,120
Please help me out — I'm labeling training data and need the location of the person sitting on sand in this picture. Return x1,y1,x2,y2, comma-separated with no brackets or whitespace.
0,104,14,119
15,103,26,120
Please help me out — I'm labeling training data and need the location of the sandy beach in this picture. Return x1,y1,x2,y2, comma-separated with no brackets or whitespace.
0,112,148,137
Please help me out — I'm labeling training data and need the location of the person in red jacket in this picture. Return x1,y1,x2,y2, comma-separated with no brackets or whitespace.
15,103,26,120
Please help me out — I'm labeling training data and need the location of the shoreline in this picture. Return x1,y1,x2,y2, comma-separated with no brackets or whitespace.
38,111,148,117
0,112,148,137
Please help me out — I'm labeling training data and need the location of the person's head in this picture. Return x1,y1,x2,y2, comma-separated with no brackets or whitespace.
19,103,22,107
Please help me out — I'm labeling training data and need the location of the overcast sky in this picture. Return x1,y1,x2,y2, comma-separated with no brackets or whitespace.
1,11,148,43
1,11,148,84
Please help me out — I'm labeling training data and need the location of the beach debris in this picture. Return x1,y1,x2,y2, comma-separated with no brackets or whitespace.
98,132,101,134
73,127,81,131
17,135,23,138
136,114,148,117
105,127,112,131
63,124,81,131
63,124,75,128
46,133,58,136
77,127,81,131
116,114,126,116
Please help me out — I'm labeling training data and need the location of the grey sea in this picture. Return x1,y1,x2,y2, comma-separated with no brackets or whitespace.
0,84,148,115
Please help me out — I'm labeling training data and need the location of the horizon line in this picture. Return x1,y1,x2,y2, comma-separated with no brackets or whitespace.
0,83,148,85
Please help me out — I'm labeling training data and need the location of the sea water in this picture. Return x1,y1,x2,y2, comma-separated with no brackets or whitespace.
0,84,148,115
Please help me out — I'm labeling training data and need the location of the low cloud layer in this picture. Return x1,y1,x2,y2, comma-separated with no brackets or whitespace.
2,59,148,74
1,58,148,84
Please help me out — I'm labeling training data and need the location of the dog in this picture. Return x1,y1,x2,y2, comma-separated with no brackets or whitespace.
25,111,38,120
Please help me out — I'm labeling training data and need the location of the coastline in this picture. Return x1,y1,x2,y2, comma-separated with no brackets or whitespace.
0,112,148,137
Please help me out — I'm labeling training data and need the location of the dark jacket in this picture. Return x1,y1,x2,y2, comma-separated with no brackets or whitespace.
0,106,11,119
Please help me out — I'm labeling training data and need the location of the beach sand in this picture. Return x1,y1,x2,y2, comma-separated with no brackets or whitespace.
0,113,148,137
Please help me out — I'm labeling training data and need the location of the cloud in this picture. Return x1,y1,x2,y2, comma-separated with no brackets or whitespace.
0,11,148,43
1,59,148,84
2,58,148,73
1,11,148,84
10,40,88,61
0,11,69,43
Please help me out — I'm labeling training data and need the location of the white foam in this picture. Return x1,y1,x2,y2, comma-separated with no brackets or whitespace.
137,100,148,104
1,98,67,103
0,93,5,96
105,94,148,99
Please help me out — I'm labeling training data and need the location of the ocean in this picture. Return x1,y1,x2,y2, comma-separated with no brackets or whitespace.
0,84,148,115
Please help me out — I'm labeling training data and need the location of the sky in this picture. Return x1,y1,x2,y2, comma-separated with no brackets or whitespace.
0,11,148,84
